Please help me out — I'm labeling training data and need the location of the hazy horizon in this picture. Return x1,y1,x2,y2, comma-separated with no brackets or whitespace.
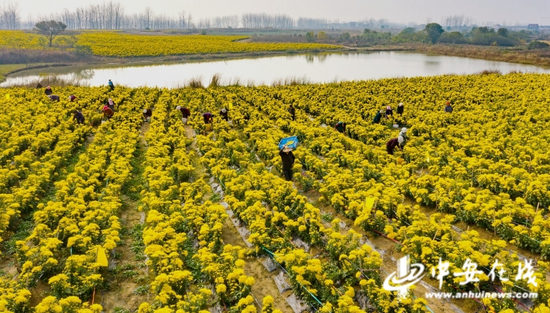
11,0,550,26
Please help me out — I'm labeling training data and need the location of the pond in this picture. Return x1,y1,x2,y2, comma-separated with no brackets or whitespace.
2,51,550,88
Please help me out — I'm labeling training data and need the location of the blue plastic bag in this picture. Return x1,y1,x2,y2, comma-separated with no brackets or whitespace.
278,136,299,150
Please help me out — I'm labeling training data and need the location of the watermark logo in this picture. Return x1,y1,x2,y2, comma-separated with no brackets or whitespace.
383,255,426,299
383,255,539,300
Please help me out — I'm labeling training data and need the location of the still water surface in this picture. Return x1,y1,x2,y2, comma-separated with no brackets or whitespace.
2,51,550,88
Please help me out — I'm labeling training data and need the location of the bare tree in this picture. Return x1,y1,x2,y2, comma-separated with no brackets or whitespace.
188,13,193,29
442,14,474,30
178,10,186,29
143,7,152,29
298,17,329,29
213,15,239,28
1,2,21,29
197,17,211,29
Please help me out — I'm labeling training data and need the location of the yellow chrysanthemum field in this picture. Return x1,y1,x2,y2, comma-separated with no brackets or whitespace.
0,30,338,57
1,72,550,312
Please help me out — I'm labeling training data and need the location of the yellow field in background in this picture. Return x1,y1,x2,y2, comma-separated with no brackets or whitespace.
0,30,338,57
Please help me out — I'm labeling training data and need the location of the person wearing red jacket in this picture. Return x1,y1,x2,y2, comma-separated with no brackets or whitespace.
103,105,114,120
176,106,191,124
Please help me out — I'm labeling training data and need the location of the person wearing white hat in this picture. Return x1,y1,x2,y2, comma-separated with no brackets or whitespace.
143,108,152,122
398,127,408,148
220,107,229,121
334,121,346,134
397,103,404,115
279,145,295,181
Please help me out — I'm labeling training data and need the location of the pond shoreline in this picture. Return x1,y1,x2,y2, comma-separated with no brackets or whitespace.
2,46,422,83
0,48,348,83
411,44,550,68
2,45,549,87
2,43,550,84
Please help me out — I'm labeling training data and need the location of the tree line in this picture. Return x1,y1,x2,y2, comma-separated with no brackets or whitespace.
327,23,542,48
0,1,434,31
0,1,541,31
394,23,534,46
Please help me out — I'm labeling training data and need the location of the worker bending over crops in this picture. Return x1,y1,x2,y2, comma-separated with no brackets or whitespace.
143,108,152,122
107,98,116,111
373,109,384,124
397,103,404,115
220,108,229,121
386,138,402,155
445,101,453,113
398,127,408,148
73,110,85,124
202,112,214,134
335,121,347,134
103,105,114,120
177,106,191,124
386,105,393,117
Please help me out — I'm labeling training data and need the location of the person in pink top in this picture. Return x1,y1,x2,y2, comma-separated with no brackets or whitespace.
385,105,393,117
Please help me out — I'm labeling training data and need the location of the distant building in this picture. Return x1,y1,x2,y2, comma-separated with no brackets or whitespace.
527,24,540,30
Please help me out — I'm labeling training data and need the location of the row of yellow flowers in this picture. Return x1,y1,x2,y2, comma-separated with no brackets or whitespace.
136,90,259,313
9,87,142,311
0,91,91,251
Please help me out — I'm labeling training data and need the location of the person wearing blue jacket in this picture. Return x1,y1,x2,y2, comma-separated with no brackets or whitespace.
445,101,453,113
373,109,384,123
73,110,85,124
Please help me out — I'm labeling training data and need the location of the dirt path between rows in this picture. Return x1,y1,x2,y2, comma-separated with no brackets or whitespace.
185,125,294,313
95,122,150,311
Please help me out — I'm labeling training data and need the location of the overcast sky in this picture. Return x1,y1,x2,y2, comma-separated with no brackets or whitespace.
13,0,550,25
